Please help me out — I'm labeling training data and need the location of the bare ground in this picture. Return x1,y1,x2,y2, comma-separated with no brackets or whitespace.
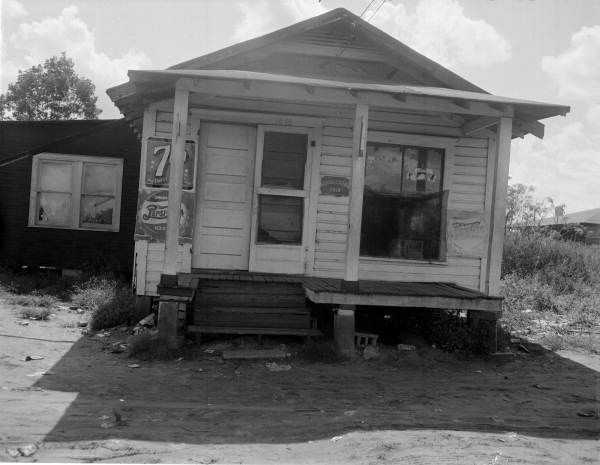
0,303,598,464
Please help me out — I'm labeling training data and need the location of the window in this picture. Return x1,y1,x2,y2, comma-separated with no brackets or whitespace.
256,130,309,245
29,153,123,231
360,142,447,260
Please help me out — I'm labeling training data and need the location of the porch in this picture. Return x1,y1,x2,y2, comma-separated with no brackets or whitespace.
159,269,502,344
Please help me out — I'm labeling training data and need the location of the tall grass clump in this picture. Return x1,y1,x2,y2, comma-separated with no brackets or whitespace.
502,232,600,291
501,231,600,350
72,276,147,330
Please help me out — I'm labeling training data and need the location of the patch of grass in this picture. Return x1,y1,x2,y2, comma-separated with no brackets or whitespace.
0,268,75,300
71,277,146,331
19,307,52,321
128,333,182,361
5,293,57,308
538,333,600,354
296,340,345,363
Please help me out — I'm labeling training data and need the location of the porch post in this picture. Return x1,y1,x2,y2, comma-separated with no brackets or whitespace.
486,116,513,295
335,104,368,355
344,104,369,282
163,82,189,276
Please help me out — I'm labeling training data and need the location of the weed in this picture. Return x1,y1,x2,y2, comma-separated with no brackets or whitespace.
70,276,147,331
5,293,57,308
19,307,52,321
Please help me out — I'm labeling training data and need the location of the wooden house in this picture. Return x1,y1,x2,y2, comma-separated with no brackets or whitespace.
540,208,600,244
0,119,140,273
107,8,569,349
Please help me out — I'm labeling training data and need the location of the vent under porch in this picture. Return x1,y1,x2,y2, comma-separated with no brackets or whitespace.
159,270,502,342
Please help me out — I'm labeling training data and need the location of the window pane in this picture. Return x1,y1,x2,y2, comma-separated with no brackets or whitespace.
403,147,443,195
37,193,71,225
81,195,114,226
257,195,303,244
40,162,72,192
365,143,403,194
261,132,307,189
83,164,116,195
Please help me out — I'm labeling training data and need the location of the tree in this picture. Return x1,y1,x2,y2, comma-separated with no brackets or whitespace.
505,182,555,232
1,53,101,120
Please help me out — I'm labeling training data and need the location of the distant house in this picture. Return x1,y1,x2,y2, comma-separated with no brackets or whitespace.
104,8,569,348
540,208,600,244
0,119,140,273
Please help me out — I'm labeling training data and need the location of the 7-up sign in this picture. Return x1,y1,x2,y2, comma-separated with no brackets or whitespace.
145,137,196,189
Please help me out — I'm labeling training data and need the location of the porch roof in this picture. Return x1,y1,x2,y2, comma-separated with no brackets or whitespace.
121,68,569,123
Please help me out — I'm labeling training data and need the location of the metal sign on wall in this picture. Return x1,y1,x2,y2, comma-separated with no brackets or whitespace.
145,138,196,189
135,189,194,243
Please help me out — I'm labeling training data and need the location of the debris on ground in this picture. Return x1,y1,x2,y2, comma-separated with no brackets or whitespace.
110,342,128,353
576,410,596,418
330,435,344,442
362,345,380,360
265,362,291,372
77,320,88,327
396,344,417,351
24,355,44,361
133,314,156,335
18,321,29,326
6,448,21,458
518,344,530,353
18,443,38,457
127,364,140,369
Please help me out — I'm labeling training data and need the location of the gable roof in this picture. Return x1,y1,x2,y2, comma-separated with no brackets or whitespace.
169,8,484,93
541,208,600,226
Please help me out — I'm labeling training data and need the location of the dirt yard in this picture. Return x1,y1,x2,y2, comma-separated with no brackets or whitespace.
0,302,598,464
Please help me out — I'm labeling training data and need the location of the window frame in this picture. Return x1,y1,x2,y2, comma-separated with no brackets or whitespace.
360,132,456,263
29,152,123,232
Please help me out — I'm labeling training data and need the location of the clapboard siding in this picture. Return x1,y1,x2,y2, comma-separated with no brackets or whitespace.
140,242,192,295
155,110,193,136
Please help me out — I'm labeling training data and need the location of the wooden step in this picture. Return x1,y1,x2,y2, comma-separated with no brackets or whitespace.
195,306,311,315
197,282,305,295
194,312,311,329
187,325,322,337
195,293,307,308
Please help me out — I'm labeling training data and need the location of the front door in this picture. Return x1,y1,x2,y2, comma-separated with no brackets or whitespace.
249,126,313,274
192,123,256,269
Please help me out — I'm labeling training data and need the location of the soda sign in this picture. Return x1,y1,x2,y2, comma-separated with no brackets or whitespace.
145,138,195,189
135,189,194,243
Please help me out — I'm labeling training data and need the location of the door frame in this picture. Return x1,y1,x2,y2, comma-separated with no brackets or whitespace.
248,124,320,274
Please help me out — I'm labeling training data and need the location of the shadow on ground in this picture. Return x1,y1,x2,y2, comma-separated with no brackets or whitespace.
33,334,599,445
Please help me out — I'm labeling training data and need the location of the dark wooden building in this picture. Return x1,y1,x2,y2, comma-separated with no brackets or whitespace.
0,119,140,273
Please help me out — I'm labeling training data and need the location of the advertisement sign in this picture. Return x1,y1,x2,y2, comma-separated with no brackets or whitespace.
135,189,194,243
447,211,487,256
145,138,196,189
320,175,350,197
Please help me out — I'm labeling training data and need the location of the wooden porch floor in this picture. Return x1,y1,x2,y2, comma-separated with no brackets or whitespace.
177,269,502,314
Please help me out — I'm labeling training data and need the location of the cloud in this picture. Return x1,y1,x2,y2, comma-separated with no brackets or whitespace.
510,119,600,211
234,0,327,42
235,0,327,42
542,25,600,101
371,0,511,69
7,5,151,117
3,0,28,19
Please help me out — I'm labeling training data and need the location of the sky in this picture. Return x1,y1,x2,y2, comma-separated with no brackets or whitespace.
1,0,599,213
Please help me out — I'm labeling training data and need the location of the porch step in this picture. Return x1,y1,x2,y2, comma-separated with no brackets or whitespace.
194,280,307,308
187,325,322,337
194,310,311,329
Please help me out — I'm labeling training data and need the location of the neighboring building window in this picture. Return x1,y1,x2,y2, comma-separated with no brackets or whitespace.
29,153,123,232
257,131,308,245
360,142,447,260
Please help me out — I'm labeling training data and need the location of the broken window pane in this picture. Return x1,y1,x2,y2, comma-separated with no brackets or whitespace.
261,132,307,189
39,162,72,192
257,195,303,244
38,193,71,225
83,164,116,195
81,196,115,226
